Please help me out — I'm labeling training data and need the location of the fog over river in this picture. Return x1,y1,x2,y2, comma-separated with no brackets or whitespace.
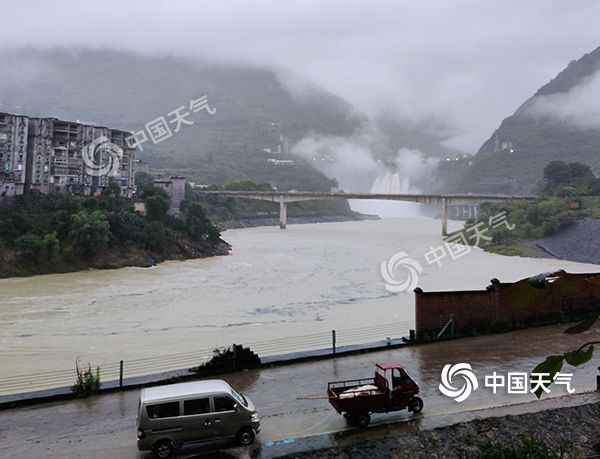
1,218,599,378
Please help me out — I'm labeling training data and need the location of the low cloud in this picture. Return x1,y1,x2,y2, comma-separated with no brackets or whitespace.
292,130,378,192
1,1,600,153
292,128,439,216
525,70,600,129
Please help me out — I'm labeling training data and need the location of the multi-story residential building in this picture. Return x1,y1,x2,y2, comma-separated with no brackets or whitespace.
0,113,29,197
0,112,136,198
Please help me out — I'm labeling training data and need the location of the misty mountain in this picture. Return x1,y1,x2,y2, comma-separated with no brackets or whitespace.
0,48,364,190
452,45,600,194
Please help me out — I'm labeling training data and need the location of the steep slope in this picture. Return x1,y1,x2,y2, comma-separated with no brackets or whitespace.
455,46,600,193
0,48,363,190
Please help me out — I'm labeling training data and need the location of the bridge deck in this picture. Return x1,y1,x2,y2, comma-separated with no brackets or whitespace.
194,190,536,201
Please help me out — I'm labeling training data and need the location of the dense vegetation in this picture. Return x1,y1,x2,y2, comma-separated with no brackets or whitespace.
462,161,600,253
192,344,261,373
0,180,224,277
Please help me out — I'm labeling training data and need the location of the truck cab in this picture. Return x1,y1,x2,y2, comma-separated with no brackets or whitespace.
327,362,423,428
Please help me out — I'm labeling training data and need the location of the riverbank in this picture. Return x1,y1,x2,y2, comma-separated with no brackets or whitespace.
482,218,600,265
219,212,379,229
0,236,231,279
283,399,600,458
0,189,231,279
0,213,376,278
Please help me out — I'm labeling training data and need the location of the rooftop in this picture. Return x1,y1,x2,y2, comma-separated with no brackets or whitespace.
140,380,233,403
376,362,404,370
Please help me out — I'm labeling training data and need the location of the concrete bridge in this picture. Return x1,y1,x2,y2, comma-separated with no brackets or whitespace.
194,190,536,235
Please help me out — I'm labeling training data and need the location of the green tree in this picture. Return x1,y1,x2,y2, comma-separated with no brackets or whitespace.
69,210,111,257
103,178,122,198
544,161,572,187
107,211,146,244
184,202,221,242
144,221,171,252
222,180,273,191
14,233,45,258
145,194,170,221
543,160,595,195
99,178,127,212
43,232,60,260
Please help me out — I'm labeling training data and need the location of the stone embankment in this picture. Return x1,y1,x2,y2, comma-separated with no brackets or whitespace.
535,218,600,265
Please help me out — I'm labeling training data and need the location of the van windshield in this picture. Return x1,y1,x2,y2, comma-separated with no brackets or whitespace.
230,388,248,407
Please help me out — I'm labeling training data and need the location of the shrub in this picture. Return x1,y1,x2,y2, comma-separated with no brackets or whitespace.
72,361,101,397
69,210,111,257
193,344,261,373
14,233,45,258
107,211,146,244
145,194,170,222
144,221,172,252
183,202,221,242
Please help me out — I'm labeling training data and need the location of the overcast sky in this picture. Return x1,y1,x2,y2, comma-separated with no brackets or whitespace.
2,1,599,152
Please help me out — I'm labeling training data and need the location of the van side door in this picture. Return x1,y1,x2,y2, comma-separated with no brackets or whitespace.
211,394,244,438
179,397,216,444
144,401,183,444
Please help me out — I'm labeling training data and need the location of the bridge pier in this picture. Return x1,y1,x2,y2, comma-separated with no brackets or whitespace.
193,189,535,235
279,198,287,230
441,198,448,237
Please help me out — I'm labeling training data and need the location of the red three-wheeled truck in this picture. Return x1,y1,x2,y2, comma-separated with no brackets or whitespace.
327,362,423,428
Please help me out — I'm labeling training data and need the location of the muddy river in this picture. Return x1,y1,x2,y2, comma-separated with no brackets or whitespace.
1,217,598,379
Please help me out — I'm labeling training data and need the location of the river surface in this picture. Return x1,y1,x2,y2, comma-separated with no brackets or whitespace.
1,217,599,379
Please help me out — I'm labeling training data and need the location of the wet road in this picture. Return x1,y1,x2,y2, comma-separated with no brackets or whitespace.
2,323,600,458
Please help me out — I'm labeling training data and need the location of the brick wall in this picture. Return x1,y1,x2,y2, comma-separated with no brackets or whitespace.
415,272,600,339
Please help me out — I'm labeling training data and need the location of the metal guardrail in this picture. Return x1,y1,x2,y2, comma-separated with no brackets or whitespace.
0,321,410,396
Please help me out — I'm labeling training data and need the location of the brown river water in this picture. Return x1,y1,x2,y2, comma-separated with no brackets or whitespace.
1,217,598,382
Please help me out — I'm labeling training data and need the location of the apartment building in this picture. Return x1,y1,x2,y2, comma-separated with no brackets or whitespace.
0,113,29,196
0,112,136,198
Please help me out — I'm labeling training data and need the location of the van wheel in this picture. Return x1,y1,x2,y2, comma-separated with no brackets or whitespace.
153,439,174,458
237,427,255,446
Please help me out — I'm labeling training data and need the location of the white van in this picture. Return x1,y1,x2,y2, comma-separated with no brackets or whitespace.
136,380,260,458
